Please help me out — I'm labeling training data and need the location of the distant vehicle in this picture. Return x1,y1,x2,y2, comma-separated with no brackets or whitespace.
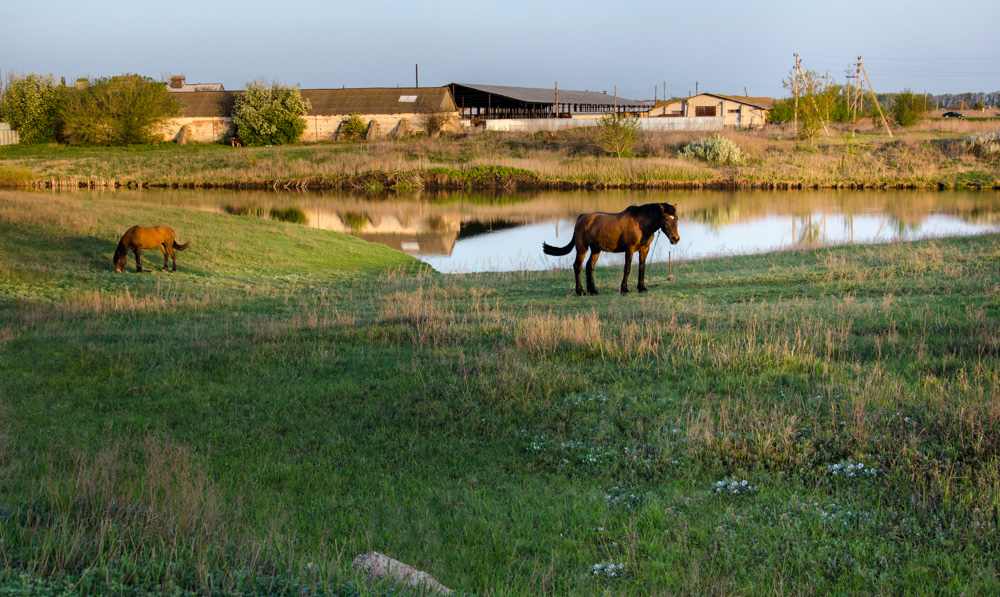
942,111,965,118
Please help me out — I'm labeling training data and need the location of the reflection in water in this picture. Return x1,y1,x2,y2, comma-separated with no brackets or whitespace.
82,188,1000,273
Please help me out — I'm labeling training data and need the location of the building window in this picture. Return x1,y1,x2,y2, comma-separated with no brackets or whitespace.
728,108,741,113
695,106,717,117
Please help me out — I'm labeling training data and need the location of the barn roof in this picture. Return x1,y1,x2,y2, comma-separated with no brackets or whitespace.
300,87,455,115
172,87,457,118
706,93,775,110
450,83,651,108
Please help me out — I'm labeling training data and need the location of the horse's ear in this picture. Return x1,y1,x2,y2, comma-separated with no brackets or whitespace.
661,203,677,215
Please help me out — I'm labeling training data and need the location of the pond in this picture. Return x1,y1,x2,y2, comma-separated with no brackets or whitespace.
105,188,1000,273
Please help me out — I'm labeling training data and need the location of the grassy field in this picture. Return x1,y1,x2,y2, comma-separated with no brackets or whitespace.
1,189,999,595
1,118,998,190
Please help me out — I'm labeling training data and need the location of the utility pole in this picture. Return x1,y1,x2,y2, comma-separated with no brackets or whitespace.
415,64,418,88
859,58,892,137
793,53,800,136
851,57,862,137
553,82,558,118
695,80,699,95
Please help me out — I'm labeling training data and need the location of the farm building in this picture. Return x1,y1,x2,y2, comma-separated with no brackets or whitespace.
160,86,459,143
449,83,652,121
164,75,225,93
649,93,774,128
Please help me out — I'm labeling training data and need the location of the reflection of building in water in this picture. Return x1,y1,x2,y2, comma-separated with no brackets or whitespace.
304,208,461,255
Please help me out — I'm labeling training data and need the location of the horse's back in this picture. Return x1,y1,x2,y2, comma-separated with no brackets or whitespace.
575,211,638,252
124,225,175,248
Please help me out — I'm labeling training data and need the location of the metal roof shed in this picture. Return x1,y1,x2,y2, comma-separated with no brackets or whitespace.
449,83,652,119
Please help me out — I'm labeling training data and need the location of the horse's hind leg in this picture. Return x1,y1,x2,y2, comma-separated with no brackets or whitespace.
621,248,634,294
573,249,586,296
169,245,177,272
160,244,170,271
586,250,601,295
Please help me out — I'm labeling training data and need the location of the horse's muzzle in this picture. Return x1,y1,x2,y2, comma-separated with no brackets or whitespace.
670,235,680,245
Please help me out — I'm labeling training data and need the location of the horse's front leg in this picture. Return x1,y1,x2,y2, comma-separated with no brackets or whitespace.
586,250,601,295
637,245,650,293
134,248,143,273
573,249,586,296
621,248,634,294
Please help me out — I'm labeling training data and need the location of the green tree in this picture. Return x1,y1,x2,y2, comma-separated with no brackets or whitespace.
889,89,926,128
60,75,182,145
595,112,641,158
232,79,311,146
782,69,837,143
0,73,64,144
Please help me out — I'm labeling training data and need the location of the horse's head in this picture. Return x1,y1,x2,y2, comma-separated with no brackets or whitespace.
659,203,680,244
113,242,127,273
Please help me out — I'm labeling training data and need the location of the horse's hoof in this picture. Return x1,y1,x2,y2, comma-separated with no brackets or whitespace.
620,289,629,295
638,287,648,293
588,289,600,296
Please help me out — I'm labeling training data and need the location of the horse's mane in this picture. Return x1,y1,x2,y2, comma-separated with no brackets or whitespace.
628,203,672,220
113,239,128,263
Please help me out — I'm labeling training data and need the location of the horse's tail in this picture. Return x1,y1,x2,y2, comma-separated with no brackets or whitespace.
173,240,191,251
542,238,574,257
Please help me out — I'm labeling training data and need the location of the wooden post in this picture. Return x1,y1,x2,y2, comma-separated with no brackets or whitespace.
860,61,893,137
793,54,799,136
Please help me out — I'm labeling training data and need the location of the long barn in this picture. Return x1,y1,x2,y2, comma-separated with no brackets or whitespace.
160,86,458,143
449,83,651,121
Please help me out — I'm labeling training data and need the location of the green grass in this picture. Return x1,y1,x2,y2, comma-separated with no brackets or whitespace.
1,190,999,594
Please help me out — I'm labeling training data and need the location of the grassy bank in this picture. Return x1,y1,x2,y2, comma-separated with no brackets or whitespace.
1,190,1000,594
1,119,998,191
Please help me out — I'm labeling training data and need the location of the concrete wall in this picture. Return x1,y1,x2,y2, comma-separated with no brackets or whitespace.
480,116,723,133
160,113,460,143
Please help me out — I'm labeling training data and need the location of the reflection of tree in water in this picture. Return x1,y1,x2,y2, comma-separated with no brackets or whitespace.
685,204,746,229
270,206,308,224
425,216,451,233
342,211,370,233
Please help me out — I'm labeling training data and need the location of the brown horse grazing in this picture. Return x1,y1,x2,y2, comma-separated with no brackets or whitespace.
113,226,191,273
542,203,680,296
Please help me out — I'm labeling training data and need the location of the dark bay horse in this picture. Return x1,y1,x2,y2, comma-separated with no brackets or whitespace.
113,226,191,273
542,203,680,295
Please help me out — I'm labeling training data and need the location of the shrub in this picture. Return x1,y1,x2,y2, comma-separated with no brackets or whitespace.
0,73,64,144
421,110,451,138
889,89,926,128
965,132,1000,161
60,75,182,145
679,135,745,165
595,113,641,157
232,79,310,146
0,165,36,187
339,114,367,142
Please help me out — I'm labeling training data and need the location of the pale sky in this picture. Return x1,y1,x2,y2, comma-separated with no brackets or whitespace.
4,0,999,100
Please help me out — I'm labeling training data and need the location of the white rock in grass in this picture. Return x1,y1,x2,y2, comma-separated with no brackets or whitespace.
352,551,452,595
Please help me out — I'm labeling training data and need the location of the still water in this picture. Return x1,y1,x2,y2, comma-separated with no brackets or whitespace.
119,188,1000,273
